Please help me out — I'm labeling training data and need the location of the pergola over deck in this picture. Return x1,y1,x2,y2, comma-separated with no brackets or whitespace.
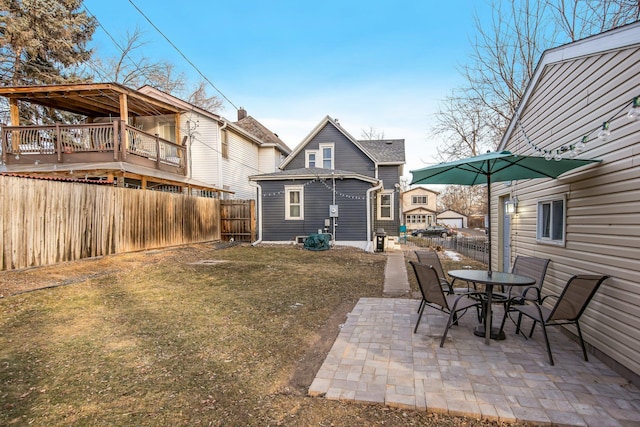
0,83,228,195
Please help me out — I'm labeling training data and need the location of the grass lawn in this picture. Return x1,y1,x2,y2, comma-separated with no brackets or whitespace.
1,243,518,426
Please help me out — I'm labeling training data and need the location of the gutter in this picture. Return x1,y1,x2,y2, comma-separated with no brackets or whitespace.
251,181,263,246
366,180,384,251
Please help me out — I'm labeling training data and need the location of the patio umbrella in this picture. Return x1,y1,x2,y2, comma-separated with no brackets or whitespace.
410,150,601,268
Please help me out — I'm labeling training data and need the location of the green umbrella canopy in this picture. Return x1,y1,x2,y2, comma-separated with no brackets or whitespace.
410,151,601,186
410,150,601,269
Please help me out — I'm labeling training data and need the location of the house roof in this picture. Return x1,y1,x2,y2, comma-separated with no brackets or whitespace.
0,82,182,117
235,115,292,155
249,167,380,184
498,21,640,151
355,139,405,164
403,206,437,215
403,186,440,195
280,116,405,169
437,209,468,218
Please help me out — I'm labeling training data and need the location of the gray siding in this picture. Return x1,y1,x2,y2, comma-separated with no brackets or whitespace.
260,178,370,241
287,124,375,176
374,165,401,236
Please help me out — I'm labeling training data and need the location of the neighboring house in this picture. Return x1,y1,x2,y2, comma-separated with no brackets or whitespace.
249,116,405,251
0,83,289,199
0,83,226,194
401,186,438,230
436,209,467,229
494,22,640,384
139,87,291,199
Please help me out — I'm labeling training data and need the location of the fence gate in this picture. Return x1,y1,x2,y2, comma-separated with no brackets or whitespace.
220,200,255,242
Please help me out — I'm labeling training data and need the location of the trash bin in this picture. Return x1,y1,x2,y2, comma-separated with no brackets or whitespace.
375,228,386,252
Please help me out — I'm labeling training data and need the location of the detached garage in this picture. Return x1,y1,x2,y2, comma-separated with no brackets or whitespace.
437,210,467,229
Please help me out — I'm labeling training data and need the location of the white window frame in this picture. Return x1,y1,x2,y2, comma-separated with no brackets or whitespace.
377,191,394,220
319,143,334,169
412,195,428,205
305,151,317,168
285,185,304,220
536,195,566,246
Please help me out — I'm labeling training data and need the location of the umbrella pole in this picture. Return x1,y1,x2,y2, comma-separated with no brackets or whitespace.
487,173,491,271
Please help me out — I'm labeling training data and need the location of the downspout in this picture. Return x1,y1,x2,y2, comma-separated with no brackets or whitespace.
251,181,263,246
366,180,383,251
218,121,227,194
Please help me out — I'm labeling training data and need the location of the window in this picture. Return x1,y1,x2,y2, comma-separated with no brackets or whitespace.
305,151,316,168
221,129,229,159
320,143,334,169
285,186,304,220
412,195,428,205
377,192,394,220
306,144,334,169
537,197,565,245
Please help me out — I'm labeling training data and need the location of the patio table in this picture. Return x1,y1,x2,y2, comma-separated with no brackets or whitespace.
448,269,536,345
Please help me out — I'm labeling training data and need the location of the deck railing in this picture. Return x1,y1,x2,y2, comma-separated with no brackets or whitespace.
1,121,186,175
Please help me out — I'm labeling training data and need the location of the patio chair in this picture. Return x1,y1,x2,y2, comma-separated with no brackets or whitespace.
496,256,550,303
414,249,456,293
500,274,609,365
476,256,550,323
409,261,483,347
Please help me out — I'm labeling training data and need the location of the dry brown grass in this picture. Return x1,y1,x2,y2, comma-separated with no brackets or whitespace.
1,243,526,427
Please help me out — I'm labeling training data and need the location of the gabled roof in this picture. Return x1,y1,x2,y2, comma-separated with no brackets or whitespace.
249,167,379,184
403,206,437,215
280,116,359,168
498,21,640,151
279,116,405,169
235,115,291,155
403,186,440,195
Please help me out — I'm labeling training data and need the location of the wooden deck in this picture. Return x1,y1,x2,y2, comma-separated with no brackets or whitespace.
1,121,186,176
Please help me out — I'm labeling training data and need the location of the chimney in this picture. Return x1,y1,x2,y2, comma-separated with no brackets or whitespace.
238,107,247,121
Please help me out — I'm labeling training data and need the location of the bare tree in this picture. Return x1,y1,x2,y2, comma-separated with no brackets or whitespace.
429,0,639,217
437,185,487,217
431,90,499,162
94,27,222,112
360,126,385,140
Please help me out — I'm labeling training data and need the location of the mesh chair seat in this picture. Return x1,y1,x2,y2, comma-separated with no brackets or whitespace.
500,274,609,365
410,261,483,347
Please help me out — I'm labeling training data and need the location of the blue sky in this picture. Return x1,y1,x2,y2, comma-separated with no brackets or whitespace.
83,0,491,178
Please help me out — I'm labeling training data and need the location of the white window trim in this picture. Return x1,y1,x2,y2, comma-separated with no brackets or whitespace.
412,195,428,205
319,143,334,170
536,195,566,246
285,185,304,220
377,191,394,220
305,150,317,168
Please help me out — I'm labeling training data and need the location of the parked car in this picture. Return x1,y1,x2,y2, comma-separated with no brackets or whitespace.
411,226,454,238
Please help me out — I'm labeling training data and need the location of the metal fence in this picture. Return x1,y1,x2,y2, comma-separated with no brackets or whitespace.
409,234,489,265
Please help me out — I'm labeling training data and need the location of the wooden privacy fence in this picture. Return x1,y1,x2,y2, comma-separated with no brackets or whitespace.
0,175,221,271
220,199,255,242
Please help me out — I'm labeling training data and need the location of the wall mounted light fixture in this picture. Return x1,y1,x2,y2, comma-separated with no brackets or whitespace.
505,197,518,215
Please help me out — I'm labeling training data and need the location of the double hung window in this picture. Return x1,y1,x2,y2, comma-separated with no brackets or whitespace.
285,186,304,220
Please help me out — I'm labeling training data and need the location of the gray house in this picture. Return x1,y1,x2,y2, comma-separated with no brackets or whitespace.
250,116,405,251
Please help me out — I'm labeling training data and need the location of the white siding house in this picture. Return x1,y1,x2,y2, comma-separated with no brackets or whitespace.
139,87,290,199
494,22,640,383
402,187,438,230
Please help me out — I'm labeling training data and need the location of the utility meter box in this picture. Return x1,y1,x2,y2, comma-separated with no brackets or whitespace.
329,205,339,217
